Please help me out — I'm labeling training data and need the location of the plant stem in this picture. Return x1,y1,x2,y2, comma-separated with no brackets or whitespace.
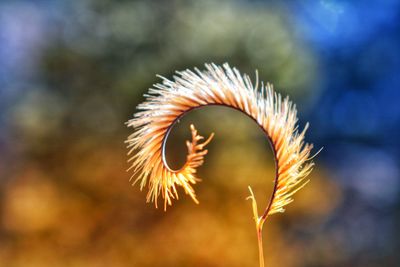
257,225,265,267
247,187,266,267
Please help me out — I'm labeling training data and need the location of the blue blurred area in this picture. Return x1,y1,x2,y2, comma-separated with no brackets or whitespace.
296,1,400,264
296,0,400,144
0,0,399,266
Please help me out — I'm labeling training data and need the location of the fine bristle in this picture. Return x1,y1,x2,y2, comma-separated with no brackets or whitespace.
126,63,315,215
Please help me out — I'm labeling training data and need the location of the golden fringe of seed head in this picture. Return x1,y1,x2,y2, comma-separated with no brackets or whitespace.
126,63,315,214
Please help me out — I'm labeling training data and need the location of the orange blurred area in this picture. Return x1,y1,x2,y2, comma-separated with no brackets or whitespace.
1,110,341,267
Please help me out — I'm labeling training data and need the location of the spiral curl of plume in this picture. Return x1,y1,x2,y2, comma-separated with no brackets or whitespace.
127,62,315,211
126,63,317,266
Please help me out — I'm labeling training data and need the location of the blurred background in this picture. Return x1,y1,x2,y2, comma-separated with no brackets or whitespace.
0,0,399,266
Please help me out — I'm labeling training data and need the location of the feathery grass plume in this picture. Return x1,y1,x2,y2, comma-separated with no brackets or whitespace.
126,63,317,267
